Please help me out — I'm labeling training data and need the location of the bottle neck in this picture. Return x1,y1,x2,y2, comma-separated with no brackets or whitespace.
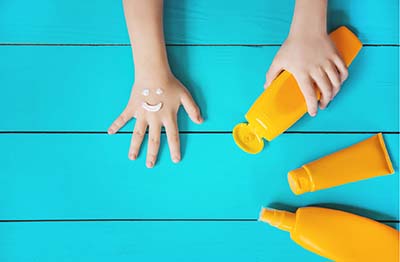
248,120,268,138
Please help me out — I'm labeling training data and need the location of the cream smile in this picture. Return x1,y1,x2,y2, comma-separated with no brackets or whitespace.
142,102,163,112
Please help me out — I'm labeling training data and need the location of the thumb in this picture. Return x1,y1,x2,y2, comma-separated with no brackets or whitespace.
181,91,203,124
265,61,283,88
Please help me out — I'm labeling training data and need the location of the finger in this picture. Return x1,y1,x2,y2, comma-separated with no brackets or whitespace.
333,55,349,84
108,110,131,134
324,61,342,98
164,116,181,163
295,74,318,116
311,68,333,110
146,123,161,168
181,91,203,124
128,119,147,160
265,61,283,88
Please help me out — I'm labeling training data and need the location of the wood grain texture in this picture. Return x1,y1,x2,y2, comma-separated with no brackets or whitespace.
0,0,398,44
0,133,398,220
0,46,398,132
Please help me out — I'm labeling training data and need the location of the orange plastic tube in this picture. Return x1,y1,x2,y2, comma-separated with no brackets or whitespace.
288,133,395,195
233,26,362,154
259,207,400,261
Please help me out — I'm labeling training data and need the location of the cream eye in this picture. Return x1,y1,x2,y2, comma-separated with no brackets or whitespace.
142,89,150,96
156,88,163,95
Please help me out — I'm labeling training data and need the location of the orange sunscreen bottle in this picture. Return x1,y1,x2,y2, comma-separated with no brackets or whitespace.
233,26,362,154
288,133,395,195
259,207,400,261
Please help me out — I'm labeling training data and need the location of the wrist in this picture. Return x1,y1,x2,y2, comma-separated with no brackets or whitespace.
289,0,328,37
134,54,172,83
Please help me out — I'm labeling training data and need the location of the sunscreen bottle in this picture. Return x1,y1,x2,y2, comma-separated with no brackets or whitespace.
233,26,362,154
259,207,399,261
288,133,395,195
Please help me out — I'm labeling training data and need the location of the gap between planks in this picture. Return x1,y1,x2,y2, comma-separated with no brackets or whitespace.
0,131,399,135
0,219,398,223
0,43,398,47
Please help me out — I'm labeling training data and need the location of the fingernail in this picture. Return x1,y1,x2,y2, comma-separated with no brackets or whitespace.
146,161,154,168
129,153,136,160
172,156,181,163
108,129,114,135
198,116,204,123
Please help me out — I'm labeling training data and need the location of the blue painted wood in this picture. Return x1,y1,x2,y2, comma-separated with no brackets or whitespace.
0,0,398,44
0,221,330,262
0,46,398,132
1,1,398,260
0,134,398,220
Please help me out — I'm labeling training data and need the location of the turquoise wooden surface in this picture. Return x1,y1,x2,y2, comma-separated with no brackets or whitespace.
0,222,328,262
0,46,398,132
0,0,398,44
0,134,398,220
1,0,399,261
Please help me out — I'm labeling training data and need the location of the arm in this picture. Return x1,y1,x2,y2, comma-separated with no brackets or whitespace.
108,0,203,168
265,0,348,116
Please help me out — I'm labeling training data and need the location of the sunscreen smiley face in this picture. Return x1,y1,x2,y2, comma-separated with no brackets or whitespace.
141,88,164,112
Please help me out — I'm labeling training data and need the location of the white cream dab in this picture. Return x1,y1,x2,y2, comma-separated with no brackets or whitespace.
142,102,163,112
142,89,150,96
156,88,163,95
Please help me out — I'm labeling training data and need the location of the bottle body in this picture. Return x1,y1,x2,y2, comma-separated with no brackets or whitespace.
233,26,362,154
245,71,309,141
293,207,399,261
260,207,400,261
288,133,394,195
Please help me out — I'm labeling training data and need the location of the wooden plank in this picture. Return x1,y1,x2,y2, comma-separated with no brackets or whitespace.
0,0,398,44
0,46,398,132
0,133,398,220
1,221,398,262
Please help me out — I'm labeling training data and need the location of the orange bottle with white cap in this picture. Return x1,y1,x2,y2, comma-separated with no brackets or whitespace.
233,26,362,154
259,207,400,261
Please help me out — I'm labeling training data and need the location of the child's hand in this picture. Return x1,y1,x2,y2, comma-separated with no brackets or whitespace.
111,0,203,167
108,75,203,168
265,0,348,117
265,34,348,116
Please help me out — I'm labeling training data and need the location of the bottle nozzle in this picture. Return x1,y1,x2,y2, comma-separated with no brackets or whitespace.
259,208,296,232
